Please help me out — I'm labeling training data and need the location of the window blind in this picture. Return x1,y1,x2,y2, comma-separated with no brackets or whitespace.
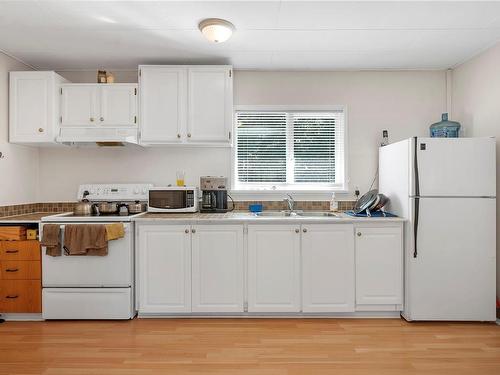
293,112,341,183
236,112,287,183
235,109,345,189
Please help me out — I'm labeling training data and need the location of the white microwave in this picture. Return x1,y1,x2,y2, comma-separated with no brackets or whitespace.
148,187,198,213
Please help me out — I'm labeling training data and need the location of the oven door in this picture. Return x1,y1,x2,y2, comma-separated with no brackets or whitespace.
148,189,196,212
41,222,133,287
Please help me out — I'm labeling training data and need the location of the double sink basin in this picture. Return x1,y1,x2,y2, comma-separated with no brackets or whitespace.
253,210,340,218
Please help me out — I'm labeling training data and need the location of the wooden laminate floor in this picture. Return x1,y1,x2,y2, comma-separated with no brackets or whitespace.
1,318,499,375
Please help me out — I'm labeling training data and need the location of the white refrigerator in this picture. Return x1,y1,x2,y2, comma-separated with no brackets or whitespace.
379,137,496,321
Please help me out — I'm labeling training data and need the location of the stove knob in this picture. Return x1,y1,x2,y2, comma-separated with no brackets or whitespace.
133,188,139,194
142,187,147,194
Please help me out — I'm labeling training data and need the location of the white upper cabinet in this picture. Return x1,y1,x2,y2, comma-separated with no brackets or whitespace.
100,85,137,126
301,224,355,313
355,225,403,306
61,84,137,127
61,85,98,126
187,67,232,143
247,225,301,313
139,67,186,143
138,65,233,146
191,225,244,313
9,71,67,144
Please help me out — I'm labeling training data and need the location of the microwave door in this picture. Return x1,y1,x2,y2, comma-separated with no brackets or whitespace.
149,191,186,210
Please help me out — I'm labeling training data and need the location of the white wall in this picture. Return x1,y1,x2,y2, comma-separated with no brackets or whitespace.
37,69,446,202
0,52,38,205
452,41,500,298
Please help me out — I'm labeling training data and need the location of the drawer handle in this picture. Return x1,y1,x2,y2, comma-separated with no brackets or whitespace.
6,250,19,253
6,295,19,299
5,268,19,272
357,232,362,237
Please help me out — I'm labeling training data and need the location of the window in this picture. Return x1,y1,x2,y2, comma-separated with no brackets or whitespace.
234,108,346,191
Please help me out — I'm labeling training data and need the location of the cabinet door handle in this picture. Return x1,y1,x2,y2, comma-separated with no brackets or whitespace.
5,268,19,272
6,295,19,299
187,133,192,138
6,250,19,254
303,228,307,233
357,232,362,237
100,117,104,122
38,128,44,133
191,229,196,234
90,117,95,122
177,134,181,138
295,228,300,233
184,229,189,234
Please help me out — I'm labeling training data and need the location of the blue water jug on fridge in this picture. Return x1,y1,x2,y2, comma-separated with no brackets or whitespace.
430,113,461,138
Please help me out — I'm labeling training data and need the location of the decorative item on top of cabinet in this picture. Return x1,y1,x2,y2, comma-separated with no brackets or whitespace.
9,71,69,145
138,65,233,146
106,72,115,84
97,70,107,83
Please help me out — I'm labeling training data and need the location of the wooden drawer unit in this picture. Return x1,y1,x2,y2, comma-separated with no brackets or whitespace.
0,260,41,280
0,240,40,261
0,240,41,313
0,280,41,313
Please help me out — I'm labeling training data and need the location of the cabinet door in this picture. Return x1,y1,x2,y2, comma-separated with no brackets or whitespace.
99,85,137,126
187,67,232,143
140,67,186,143
191,225,244,312
138,224,191,313
355,226,403,305
61,85,98,126
302,224,355,312
9,71,55,143
247,225,301,312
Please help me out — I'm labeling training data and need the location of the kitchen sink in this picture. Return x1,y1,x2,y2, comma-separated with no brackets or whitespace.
299,211,340,217
254,211,302,217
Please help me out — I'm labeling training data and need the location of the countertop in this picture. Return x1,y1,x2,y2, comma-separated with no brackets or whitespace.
0,212,63,223
133,211,405,224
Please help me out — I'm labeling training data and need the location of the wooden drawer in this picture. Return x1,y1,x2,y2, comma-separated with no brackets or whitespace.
0,280,41,313
0,241,40,261
0,226,27,241
0,260,41,280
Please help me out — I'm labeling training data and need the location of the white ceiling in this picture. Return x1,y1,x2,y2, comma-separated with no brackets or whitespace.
1,0,499,71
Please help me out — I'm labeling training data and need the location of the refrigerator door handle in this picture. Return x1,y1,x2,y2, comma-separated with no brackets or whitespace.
414,198,419,258
413,136,420,258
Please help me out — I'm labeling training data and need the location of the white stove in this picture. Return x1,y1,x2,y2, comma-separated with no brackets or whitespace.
40,183,152,320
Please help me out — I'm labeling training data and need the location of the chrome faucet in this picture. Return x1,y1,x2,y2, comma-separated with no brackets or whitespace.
284,194,295,212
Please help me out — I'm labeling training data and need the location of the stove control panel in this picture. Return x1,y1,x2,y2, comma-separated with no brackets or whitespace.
77,184,153,201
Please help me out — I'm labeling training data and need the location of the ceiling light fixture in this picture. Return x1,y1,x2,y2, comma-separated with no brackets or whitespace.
199,18,235,43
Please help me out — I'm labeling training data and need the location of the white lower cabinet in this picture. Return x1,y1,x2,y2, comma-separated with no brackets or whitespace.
191,225,244,313
247,225,301,313
137,221,403,316
138,224,191,313
301,224,355,312
355,225,403,306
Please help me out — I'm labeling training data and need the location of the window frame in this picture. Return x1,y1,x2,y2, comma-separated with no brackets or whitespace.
231,105,349,196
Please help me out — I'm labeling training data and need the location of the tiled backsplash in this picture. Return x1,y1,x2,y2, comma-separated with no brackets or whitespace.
0,203,77,217
0,201,356,218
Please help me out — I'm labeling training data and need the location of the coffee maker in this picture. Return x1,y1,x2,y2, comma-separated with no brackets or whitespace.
200,176,229,213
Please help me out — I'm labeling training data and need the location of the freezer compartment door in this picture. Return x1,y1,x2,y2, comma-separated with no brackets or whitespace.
406,197,496,321
414,137,496,197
